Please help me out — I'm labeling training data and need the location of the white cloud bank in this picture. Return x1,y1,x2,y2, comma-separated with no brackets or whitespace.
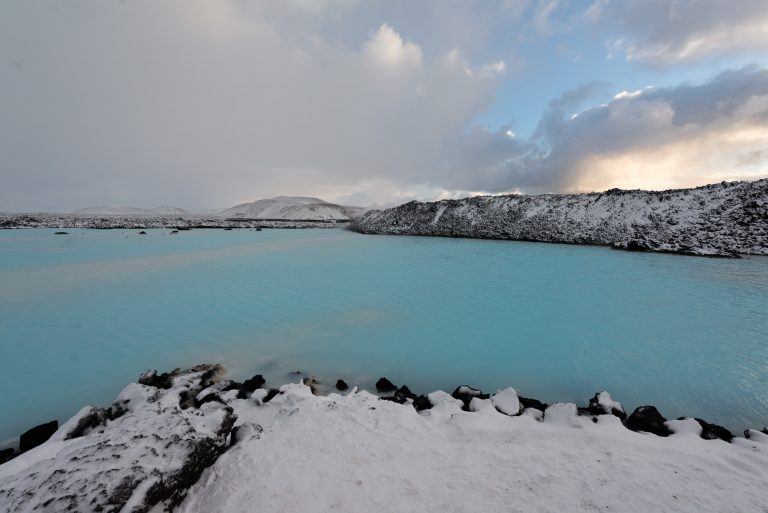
588,0,768,65
0,1,766,211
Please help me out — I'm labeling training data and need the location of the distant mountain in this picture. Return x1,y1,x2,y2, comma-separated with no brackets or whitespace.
218,196,367,220
353,179,768,257
71,206,190,216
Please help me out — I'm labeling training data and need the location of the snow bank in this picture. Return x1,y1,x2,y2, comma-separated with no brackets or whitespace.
181,381,768,513
2,366,767,513
0,365,235,513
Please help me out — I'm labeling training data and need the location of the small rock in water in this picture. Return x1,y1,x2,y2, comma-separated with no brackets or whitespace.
376,377,397,393
170,230,179,234
54,231,68,235
19,420,59,452
625,406,671,437
335,379,349,391
138,231,147,235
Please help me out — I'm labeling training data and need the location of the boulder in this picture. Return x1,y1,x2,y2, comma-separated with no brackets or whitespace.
624,406,671,437
394,385,416,403
519,395,548,411
375,377,397,393
452,385,489,410
302,376,321,395
19,420,59,452
412,395,432,411
544,403,581,427
262,389,280,403
0,448,16,464
335,379,349,391
231,422,263,445
491,387,521,416
0,367,237,513
242,374,266,392
586,391,626,420
695,418,733,442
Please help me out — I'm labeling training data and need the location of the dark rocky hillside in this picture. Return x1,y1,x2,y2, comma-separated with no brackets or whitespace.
353,179,768,257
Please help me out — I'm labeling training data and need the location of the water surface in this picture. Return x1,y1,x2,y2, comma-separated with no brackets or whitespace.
1,228,766,442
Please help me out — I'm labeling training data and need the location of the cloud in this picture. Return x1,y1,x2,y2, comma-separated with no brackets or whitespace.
483,65,768,193
364,24,422,68
0,1,503,211
588,0,768,65
0,1,766,212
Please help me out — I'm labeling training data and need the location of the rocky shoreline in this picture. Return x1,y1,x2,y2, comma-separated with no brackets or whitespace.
1,365,766,512
0,214,349,230
352,179,768,258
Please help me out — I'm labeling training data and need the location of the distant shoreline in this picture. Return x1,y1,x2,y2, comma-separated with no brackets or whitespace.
0,213,352,230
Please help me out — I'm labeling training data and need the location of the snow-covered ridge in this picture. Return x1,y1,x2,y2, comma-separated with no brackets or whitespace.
72,206,190,216
2,366,767,512
218,196,367,220
353,179,768,257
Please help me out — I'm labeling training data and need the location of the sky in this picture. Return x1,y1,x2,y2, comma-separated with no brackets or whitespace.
1,0,767,212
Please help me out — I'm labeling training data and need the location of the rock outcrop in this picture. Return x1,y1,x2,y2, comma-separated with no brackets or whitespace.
353,179,768,257
0,365,236,513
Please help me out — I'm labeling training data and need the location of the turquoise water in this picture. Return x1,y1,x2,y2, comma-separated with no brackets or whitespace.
1,228,766,442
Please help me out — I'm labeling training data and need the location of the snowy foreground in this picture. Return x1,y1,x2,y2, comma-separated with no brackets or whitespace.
1,366,767,513
354,178,768,257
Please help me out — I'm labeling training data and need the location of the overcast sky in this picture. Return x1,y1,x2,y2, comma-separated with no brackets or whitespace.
1,0,767,212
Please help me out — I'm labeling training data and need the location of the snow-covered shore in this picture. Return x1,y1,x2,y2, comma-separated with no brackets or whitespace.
353,179,768,257
1,366,767,513
0,213,348,230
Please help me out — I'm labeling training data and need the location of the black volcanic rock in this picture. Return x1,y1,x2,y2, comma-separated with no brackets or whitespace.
19,421,58,452
336,379,349,391
586,392,627,420
242,374,266,392
519,396,548,411
0,367,236,513
413,395,432,411
0,448,16,464
625,406,671,437
695,418,734,442
262,389,280,403
452,385,489,410
376,377,397,393
394,385,416,402
352,178,768,258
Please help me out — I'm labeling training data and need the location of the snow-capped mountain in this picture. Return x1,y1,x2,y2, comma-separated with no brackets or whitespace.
353,179,768,257
218,196,367,220
71,206,190,216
